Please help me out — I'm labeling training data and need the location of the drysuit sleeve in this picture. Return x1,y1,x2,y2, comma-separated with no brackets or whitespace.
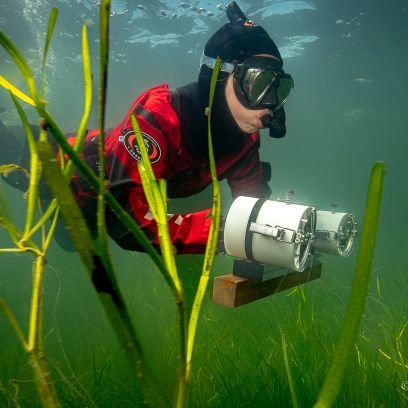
125,186,212,254
227,145,272,199
106,94,213,254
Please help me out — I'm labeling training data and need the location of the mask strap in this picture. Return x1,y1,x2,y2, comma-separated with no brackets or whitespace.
200,53,235,74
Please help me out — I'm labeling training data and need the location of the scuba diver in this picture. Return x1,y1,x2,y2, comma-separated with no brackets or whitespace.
0,2,294,254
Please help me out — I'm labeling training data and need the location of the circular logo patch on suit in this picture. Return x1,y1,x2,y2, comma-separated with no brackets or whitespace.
122,130,161,164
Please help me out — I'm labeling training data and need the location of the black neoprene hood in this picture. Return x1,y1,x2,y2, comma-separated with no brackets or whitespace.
203,20,282,65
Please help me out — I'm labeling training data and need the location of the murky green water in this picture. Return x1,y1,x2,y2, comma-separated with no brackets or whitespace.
1,1,407,407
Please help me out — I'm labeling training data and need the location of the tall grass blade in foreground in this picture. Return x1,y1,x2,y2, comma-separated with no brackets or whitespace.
95,0,110,261
36,141,96,270
130,57,221,408
0,74,35,106
130,113,188,408
314,161,386,408
0,32,43,109
10,94,41,243
185,56,222,397
0,177,26,242
27,21,93,241
40,8,58,99
130,114,182,292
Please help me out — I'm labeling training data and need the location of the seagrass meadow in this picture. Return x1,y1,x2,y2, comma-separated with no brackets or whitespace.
0,1,407,407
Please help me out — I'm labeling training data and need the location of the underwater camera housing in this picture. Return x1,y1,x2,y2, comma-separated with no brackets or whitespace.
213,195,357,308
224,196,315,272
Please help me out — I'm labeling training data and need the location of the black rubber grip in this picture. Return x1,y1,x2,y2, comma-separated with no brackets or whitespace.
244,198,266,261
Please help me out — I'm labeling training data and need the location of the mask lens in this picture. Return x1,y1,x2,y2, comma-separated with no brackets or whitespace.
277,77,294,106
248,70,276,104
261,76,293,111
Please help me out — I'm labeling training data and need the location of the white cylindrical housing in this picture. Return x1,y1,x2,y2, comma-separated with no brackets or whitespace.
313,210,356,256
224,196,315,272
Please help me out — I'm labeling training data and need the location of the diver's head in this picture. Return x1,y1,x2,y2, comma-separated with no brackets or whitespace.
198,2,292,138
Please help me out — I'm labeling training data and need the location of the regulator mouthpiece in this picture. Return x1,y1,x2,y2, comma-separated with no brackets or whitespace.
260,111,287,138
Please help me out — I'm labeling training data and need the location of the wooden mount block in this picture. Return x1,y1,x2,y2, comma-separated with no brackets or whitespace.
212,262,322,308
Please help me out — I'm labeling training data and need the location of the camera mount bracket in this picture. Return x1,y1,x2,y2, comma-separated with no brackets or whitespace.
213,260,322,308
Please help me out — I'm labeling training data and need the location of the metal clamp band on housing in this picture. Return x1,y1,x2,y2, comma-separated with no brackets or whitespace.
249,222,296,244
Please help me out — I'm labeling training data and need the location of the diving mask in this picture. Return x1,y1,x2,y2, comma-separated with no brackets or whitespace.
200,54,294,112
233,56,294,111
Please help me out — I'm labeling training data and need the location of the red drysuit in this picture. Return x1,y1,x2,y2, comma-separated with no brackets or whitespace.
70,84,268,254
